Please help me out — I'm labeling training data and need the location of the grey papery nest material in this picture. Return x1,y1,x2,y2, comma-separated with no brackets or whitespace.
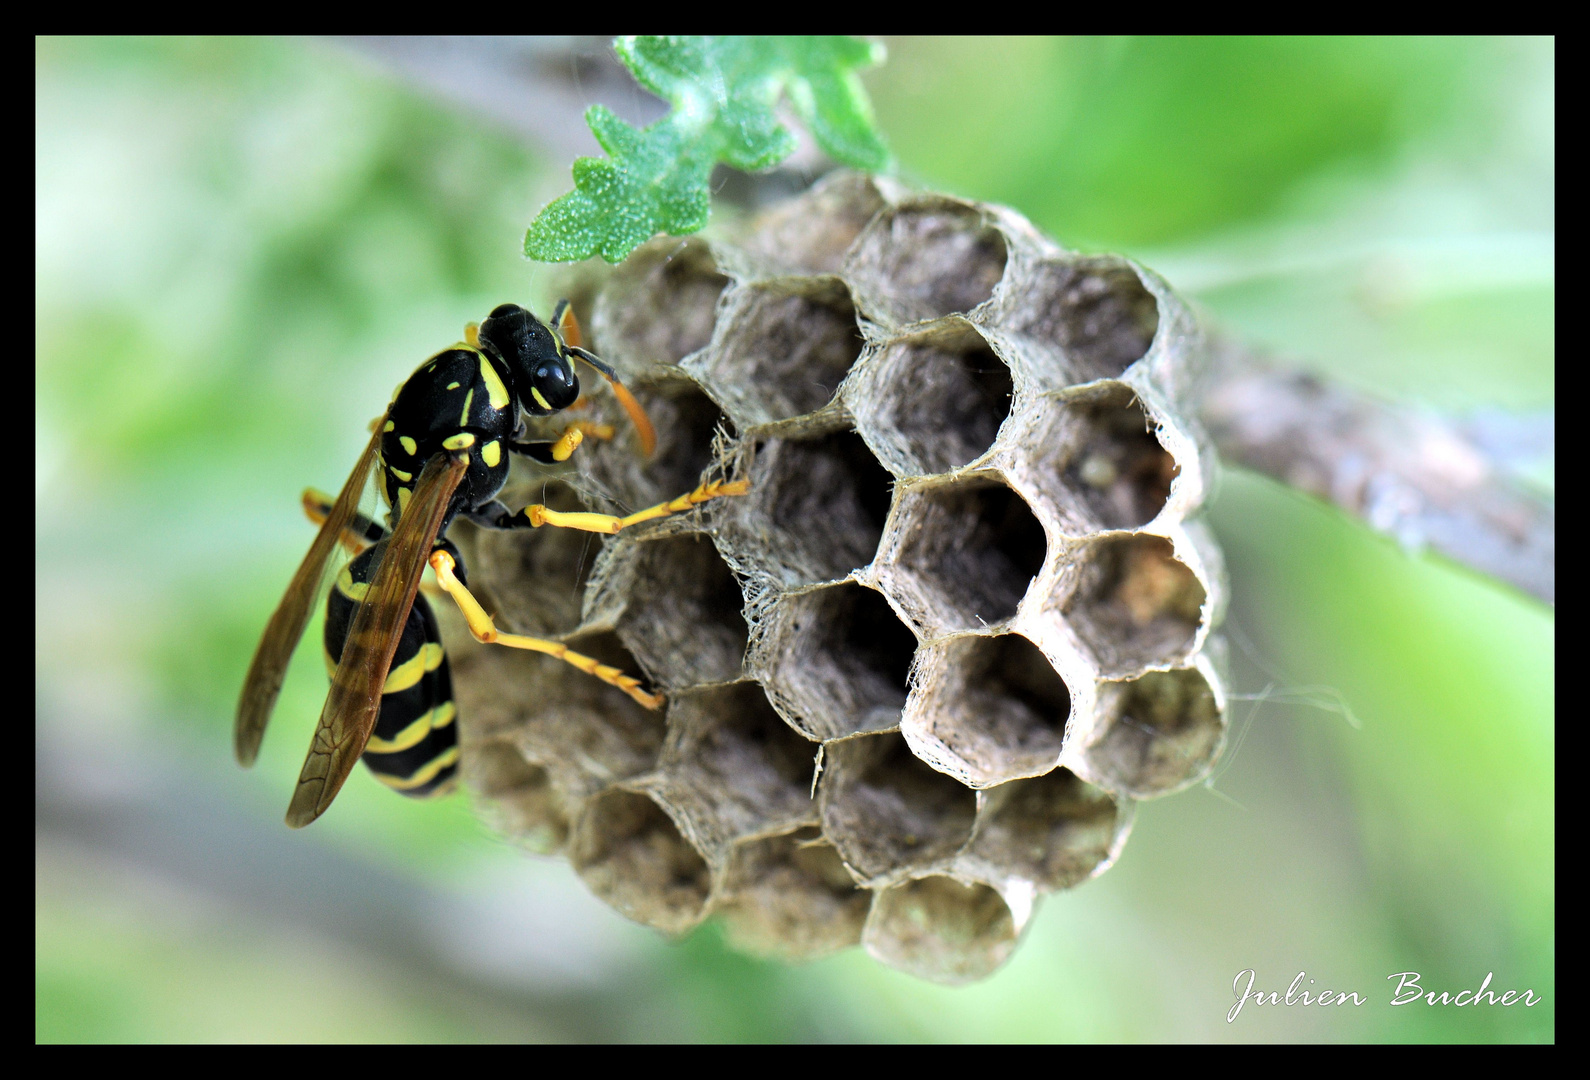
443,174,1227,983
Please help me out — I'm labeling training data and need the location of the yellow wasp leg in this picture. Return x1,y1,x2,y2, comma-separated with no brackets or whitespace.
428,550,664,710
520,479,750,535
549,426,583,462
538,422,616,465
566,419,616,442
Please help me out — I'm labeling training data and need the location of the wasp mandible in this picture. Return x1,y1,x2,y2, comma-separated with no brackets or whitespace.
236,301,746,827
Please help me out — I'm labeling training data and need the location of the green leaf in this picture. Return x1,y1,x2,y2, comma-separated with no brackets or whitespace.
525,35,890,264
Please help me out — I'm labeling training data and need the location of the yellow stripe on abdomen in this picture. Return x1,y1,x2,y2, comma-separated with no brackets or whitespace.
382,642,445,694
373,746,460,791
365,700,454,753
335,565,370,603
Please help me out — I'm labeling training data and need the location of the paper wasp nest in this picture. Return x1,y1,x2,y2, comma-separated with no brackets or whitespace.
445,174,1228,983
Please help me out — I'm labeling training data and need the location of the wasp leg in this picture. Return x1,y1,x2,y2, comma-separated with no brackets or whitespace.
565,419,616,441
428,549,664,710
474,478,750,536
303,487,387,553
504,422,616,470
507,425,588,465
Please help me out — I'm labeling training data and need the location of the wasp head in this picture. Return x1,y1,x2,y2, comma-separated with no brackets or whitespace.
477,303,579,415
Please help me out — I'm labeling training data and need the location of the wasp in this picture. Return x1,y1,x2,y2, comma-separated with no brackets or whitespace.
236,301,746,827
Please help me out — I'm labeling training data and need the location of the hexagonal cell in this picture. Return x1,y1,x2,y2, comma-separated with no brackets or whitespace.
880,476,1046,636
1003,256,1159,381
964,770,1130,891
657,682,818,856
462,738,570,855
571,787,713,935
904,633,1070,788
755,582,918,741
851,321,1014,477
727,429,893,588
845,200,1009,326
591,237,730,373
1024,382,1181,534
451,630,666,800
1061,535,1207,677
689,277,865,425
648,379,736,494
863,875,1019,984
585,376,735,510
1086,667,1224,797
715,825,870,961
613,533,748,690
819,732,977,883
744,170,888,274
467,479,598,638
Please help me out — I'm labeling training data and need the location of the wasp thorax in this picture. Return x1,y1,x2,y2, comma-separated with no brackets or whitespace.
443,173,1225,984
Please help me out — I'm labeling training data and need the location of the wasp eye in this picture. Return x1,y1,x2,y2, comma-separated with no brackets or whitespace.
531,359,580,411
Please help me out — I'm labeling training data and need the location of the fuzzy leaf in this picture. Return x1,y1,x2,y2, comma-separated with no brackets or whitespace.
525,35,889,264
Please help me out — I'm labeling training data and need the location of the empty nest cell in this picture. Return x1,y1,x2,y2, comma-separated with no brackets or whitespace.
757,582,919,742
466,479,599,638
1005,256,1160,381
446,629,665,796
884,477,1047,636
1061,534,1206,677
859,323,1014,476
904,633,1070,788
967,770,1127,891
643,380,734,499
696,278,865,423
715,825,871,961
658,682,818,854
847,201,1009,326
463,738,570,855
862,875,1019,985
744,171,888,274
571,787,713,935
614,533,748,689
1030,383,1180,533
747,429,894,586
819,732,977,883
587,377,734,508
591,237,729,371
1086,667,1223,797
472,629,667,795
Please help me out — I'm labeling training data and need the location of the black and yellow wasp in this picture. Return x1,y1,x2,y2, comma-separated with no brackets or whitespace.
236,301,745,828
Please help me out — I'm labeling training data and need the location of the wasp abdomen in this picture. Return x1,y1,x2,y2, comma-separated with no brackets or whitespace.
324,545,459,799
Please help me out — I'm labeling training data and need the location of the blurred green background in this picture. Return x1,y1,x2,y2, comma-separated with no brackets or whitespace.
36,37,1553,1042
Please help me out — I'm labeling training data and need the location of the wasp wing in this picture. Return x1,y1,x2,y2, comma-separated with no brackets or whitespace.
285,451,467,828
235,412,389,767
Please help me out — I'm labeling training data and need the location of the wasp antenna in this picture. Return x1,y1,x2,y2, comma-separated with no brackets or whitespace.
554,300,581,349
569,346,657,457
